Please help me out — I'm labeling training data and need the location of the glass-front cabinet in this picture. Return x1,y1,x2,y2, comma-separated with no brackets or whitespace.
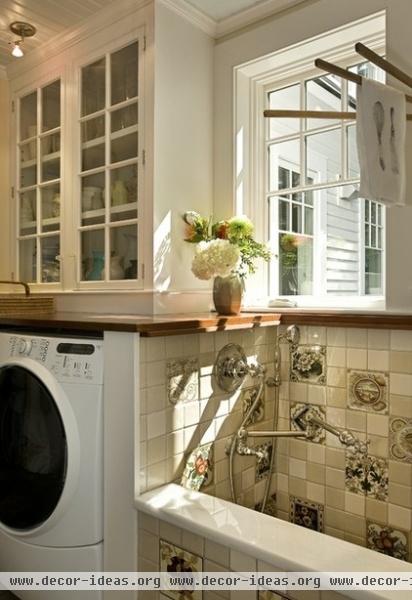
12,27,144,291
17,80,61,284
78,41,140,284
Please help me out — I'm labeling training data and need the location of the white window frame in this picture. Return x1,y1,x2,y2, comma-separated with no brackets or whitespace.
234,11,386,308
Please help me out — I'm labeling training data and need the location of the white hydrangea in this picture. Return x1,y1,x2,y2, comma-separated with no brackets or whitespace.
191,239,240,280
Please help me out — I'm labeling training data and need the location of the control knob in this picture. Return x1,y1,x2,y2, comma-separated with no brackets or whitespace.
16,339,32,356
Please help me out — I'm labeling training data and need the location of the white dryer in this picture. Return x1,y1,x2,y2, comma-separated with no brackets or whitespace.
0,332,104,599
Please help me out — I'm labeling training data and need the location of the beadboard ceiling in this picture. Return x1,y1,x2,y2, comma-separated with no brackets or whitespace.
0,0,309,69
185,0,274,21
0,0,115,66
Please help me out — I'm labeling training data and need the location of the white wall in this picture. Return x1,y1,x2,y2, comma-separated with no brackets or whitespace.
213,0,412,309
0,78,10,280
153,1,214,295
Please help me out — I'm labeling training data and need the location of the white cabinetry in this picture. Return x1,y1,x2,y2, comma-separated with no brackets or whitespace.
9,2,149,292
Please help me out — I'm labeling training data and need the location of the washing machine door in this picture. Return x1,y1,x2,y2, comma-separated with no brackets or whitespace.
0,360,78,534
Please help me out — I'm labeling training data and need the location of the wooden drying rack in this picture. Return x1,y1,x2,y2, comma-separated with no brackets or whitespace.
264,43,412,122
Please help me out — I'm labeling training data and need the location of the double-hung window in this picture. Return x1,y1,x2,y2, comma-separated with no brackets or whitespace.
265,60,385,302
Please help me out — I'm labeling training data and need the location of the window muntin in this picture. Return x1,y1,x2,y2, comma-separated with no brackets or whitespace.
266,60,385,298
79,41,139,283
17,80,61,284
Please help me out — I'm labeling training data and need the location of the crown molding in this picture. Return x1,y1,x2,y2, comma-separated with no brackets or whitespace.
215,0,311,38
157,0,216,37
6,0,153,81
161,0,312,39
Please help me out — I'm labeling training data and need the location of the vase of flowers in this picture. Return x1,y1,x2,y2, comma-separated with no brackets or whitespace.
183,211,270,315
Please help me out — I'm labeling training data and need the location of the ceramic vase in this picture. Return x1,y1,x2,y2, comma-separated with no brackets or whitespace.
213,274,243,316
87,250,105,280
110,255,124,280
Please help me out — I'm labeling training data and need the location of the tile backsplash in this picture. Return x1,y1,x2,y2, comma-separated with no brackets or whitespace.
138,327,277,509
137,323,412,566
276,325,412,561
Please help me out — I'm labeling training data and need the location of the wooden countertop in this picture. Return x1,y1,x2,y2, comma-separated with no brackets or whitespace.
0,311,281,337
3,309,412,337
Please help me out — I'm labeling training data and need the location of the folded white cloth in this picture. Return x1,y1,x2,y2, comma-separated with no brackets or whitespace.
357,78,406,206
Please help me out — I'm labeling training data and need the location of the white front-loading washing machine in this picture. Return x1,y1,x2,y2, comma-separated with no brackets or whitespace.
0,332,104,599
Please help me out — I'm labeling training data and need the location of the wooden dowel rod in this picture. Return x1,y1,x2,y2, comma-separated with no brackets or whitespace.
263,109,412,121
263,110,356,119
355,42,412,89
315,57,412,103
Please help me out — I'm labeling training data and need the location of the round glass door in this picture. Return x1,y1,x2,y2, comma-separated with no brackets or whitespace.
0,365,67,530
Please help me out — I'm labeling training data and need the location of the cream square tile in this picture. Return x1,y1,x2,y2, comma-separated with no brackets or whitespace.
307,443,326,464
289,439,307,461
199,333,215,354
308,384,327,405
347,348,367,370
368,350,389,372
146,338,166,362
139,513,159,535
326,387,346,408
230,549,256,572
327,328,346,347
345,491,365,516
181,531,204,556
391,330,412,351
289,457,307,479
366,498,388,523
390,394,412,418
289,382,308,403
346,410,367,432
277,473,289,492
307,326,327,345
368,329,390,350
367,414,389,436
389,460,412,484
204,539,230,568
307,462,325,484
344,513,366,537
388,504,412,530
326,467,345,489
347,328,367,348
147,436,167,465
327,367,346,388
326,407,346,428
159,522,182,546
326,487,345,510
324,507,345,530
326,448,345,469
388,483,412,508
307,482,325,504
147,462,167,490
390,351,412,374
147,385,167,412
390,373,412,396
147,411,166,440
327,347,346,368
146,361,166,386
289,477,307,498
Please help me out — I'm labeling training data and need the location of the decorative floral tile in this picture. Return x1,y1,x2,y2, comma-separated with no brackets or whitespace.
160,539,203,600
167,359,199,404
367,522,409,561
290,496,324,532
345,452,388,501
290,344,326,385
389,417,412,463
255,442,273,482
255,493,277,517
290,402,326,444
242,385,265,424
348,370,388,414
181,442,213,491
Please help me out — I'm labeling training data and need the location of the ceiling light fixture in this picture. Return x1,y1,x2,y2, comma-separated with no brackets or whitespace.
9,21,37,59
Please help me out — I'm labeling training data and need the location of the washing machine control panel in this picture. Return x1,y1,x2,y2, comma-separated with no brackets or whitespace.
8,335,103,384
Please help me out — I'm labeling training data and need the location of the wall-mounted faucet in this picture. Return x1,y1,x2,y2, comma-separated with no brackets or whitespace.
235,404,370,457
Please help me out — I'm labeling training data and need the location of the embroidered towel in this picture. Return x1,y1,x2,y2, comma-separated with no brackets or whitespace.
357,78,406,206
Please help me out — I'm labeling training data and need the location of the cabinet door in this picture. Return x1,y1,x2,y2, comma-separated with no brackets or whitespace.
17,79,61,284
78,41,140,285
